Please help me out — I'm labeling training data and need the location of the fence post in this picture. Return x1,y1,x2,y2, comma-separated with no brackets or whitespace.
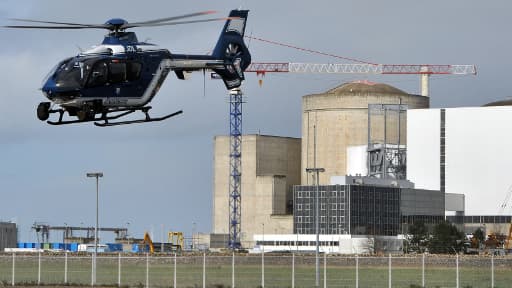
91,254,94,287
146,253,149,288
203,252,206,288
324,253,327,288
38,252,41,286
11,252,15,286
388,254,392,288
456,254,459,288
491,254,494,288
64,251,68,284
232,252,235,288
422,254,425,288
292,253,295,288
261,247,265,288
118,253,121,287
355,255,359,288
173,253,177,288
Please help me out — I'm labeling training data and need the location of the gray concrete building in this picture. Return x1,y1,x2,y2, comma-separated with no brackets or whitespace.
0,222,17,251
212,135,301,248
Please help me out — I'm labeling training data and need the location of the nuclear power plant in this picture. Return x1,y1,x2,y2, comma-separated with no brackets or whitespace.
212,80,512,253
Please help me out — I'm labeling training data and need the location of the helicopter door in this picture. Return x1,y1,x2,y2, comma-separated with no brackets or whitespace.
84,60,114,100
108,60,143,98
88,61,109,87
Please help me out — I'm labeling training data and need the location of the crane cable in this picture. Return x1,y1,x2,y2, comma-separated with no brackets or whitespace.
244,35,377,65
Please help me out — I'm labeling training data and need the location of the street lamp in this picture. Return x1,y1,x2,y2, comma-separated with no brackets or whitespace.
306,167,325,288
87,172,103,285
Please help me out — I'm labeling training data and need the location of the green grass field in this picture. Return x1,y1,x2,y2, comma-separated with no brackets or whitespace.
0,254,511,287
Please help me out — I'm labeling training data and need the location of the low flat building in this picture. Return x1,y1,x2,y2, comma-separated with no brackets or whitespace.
276,177,445,254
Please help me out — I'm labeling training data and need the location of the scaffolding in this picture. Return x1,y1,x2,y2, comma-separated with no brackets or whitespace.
367,104,408,179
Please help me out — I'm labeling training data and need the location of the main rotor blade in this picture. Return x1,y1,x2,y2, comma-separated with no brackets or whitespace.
9,18,104,28
126,10,216,26
3,24,106,29
125,17,236,29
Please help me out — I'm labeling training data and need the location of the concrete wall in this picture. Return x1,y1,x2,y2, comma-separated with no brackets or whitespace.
407,106,512,215
213,135,301,248
302,82,429,185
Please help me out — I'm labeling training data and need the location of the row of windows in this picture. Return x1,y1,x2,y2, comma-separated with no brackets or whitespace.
296,191,345,198
256,241,340,246
295,216,345,223
296,203,345,210
88,61,142,87
446,215,512,224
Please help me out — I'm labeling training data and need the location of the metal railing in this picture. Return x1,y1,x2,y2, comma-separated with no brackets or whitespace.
0,252,511,287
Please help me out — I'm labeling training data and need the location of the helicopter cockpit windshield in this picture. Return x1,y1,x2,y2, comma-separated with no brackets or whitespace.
54,58,86,89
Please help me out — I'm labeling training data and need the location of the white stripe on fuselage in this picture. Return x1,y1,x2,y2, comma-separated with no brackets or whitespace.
125,59,172,107
81,43,167,55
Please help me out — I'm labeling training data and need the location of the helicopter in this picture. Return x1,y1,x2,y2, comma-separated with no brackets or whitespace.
4,10,251,126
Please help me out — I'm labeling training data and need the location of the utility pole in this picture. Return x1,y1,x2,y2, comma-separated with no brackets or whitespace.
86,172,103,286
305,125,324,287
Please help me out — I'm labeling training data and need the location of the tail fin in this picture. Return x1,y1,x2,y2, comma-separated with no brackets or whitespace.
212,10,251,90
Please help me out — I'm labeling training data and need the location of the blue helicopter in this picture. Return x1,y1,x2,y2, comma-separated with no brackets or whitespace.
5,10,251,126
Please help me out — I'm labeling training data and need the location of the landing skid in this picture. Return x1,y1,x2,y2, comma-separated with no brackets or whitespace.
46,106,183,127
94,110,183,127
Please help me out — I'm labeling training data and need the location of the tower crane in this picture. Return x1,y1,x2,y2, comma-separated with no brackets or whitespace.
246,62,476,97
225,40,476,250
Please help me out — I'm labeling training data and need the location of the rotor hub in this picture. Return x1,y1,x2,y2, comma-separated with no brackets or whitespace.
104,18,128,31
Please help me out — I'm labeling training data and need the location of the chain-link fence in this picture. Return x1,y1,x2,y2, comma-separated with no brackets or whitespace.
0,253,511,287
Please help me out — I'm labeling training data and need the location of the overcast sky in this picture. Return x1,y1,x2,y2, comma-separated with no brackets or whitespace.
1,0,510,243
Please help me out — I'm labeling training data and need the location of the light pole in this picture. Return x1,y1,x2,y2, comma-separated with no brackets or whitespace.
261,222,265,288
87,172,103,285
306,167,325,287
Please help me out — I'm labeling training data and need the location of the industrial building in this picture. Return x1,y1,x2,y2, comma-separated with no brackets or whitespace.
0,222,17,251
407,106,512,235
301,81,428,185
212,135,301,248
212,81,512,253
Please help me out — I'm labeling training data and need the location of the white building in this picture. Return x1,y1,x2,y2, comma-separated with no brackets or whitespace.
407,106,512,216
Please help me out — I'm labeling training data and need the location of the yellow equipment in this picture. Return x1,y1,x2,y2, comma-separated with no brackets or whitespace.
168,231,184,251
142,232,154,254
505,222,512,250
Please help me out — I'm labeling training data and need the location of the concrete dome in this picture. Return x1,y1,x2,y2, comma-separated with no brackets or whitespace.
326,80,409,96
301,81,429,185
483,99,512,107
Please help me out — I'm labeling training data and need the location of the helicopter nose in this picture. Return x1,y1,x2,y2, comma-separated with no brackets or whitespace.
41,81,57,99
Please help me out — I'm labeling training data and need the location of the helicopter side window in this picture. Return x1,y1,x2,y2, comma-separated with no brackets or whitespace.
88,61,108,87
126,62,142,81
109,62,127,83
